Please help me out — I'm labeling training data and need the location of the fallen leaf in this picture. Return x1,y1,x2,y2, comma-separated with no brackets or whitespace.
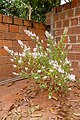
17,115,22,120
50,108,54,113
52,96,58,101
31,113,43,117
7,82,15,87
8,104,15,112
27,105,40,115
73,112,80,116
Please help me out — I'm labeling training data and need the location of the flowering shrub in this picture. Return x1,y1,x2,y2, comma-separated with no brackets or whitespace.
4,28,76,99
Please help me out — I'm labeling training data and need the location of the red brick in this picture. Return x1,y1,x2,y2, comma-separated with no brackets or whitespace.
54,29,64,36
24,34,31,41
24,20,32,26
14,17,23,25
0,32,4,39
72,0,78,8
0,23,8,31
29,41,36,49
36,29,45,36
54,30,59,36
56,21,62,28
33,22,40,28
0,14,3,22
57,6,62,12
71,61,78,68
78,35,80,42
39,23,45,30
76,53,80,60
0,48,9,56
60,12,66,20
58,29,64,36
9,25,19,33
72,44,80,52
12,47,20,52
39,35,46,40
46,18,51,25
5,32,16,40
0,73,12,80
68,26,80,35
0,56,11,64
46,12,51,20
67,52,76,60
69,35,76,43
71,18,78,26
75,7,80,16
63,3,71,11
0,40,3,48
33,22,45,30
77,0,80,6
3,15,12,23
54,14,59,21
12,41,20,48
52,7,57,14
3,40,13,47
16,33,25,40
28,27,36,33
67,9,74,18
1,64,14,73
63,19,69,27
19,26,27,33
23,41,30,46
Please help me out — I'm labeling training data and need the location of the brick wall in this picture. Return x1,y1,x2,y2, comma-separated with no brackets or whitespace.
0,15,46,80
46,0,80,79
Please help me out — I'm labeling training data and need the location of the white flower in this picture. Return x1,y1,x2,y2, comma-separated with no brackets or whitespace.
34,76,38,79
4,46,14,55
49,69,54,72
33,48,37,52
22,52,26,57
37,70,41,73
41,40,43,43
10,59,14,62
47,44,50,47
43,76,48,80
18,40,24,48
36,36,39,41
13,65,17,68
58,83,61,86
68,88,72,91
58,67,64,73
4,46,10,52
65,58,70,64
70,68,73,71
12,72,19,75
32,52,37,58
46,48,51,52
18,59,22,63
19,53,22,57
48,95,52,99
14,52,18,56
42,66,45,69
68,74,76,81
25,67,28,71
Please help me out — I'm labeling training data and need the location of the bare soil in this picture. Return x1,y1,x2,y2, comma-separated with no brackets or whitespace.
0,79,80,120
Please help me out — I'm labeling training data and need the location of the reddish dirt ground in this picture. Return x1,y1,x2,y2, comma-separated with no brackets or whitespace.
0,79,80,120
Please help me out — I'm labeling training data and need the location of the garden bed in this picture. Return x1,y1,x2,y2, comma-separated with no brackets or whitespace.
0,78,80,120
